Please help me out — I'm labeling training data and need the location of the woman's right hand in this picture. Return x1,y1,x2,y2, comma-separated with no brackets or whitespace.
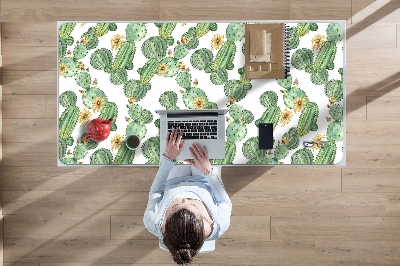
184,143,212,175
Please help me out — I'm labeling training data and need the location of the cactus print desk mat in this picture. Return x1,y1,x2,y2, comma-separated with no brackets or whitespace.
58,22,345,165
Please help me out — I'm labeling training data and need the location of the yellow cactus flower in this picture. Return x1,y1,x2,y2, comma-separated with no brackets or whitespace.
92,97,105,112
192,97,206,109
81,36,89,44
211,34,225,50
329,96,336,104
79,108,92,126
293,97,306,113
282,137,290,145
311,34,325,50
128,97,136,104
78,61,85,71
158,62,168,75
311,134,325,151
59,62,68,76
181,36,189,44
111,34,124,50
280,108,293,127
111,134,125,151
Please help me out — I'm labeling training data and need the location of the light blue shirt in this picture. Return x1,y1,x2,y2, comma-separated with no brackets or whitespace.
143,155,232,241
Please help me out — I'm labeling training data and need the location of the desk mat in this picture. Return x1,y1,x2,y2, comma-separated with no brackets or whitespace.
58,22,345,165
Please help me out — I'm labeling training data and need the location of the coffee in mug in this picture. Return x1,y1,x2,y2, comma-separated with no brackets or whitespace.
126,135,140,150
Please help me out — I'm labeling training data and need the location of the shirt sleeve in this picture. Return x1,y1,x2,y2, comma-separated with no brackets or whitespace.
205,167,232,237
143,154,175,237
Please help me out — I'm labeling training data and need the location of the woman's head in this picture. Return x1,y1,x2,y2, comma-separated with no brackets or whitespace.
163,208,206,264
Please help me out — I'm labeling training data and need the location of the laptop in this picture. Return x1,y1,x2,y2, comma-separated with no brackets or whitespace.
155,109,228,160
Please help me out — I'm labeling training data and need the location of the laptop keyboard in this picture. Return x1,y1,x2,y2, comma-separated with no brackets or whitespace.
168,120,218,139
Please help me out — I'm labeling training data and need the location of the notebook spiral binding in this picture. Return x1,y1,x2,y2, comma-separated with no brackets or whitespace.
284,24,291,78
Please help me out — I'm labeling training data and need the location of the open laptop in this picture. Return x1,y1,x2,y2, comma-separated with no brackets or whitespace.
155,109,228,160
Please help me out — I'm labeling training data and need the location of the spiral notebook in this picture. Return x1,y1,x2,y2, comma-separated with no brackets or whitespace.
244,23,290,79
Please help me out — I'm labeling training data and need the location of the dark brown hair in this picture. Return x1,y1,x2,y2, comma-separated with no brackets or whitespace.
163,208,206,264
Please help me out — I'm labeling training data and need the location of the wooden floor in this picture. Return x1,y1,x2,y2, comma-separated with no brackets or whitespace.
1,0,400,265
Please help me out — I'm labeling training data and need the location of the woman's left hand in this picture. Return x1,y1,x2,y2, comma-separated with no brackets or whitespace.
164,127,186,161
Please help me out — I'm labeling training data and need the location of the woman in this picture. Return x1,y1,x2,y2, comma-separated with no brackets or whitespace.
144,127,232,264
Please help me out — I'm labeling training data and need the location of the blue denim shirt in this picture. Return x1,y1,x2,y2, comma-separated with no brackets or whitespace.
143,155,232,241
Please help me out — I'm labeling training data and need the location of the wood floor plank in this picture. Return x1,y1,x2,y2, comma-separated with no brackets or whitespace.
316,240,400,264
2,142,57,167
160,0,290,20
2,191,65,215
4,263,39,266
346,144,400,168
41,264,197,266
290,0,351,20
231,192,386,217
386,194,400,216
2,166,156,192
346,96,366,120
367,96,400,120
4,214,110,240
343,168,400,193
2,50,56,71
272,216,400,241
2,70,56,95
3,95,46,119
223,166,341,193
66,191,148,216
346,120,400,145
2,119,55,143
46,95,57,119
4,238,315,265
0,0,160,22
110,216,155,240
351,0,400,25
1,23,56,46
347,23,397,49
351,0,376,24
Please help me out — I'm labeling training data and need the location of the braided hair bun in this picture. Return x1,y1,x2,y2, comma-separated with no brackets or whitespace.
173,243,194,264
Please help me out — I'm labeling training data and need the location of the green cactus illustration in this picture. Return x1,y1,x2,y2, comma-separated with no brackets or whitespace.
315,141,337,164
81,27,99,50
60,157,78,165
297,102,319,137
99,102,118,131
59,23,76,39
128,104,143,121
277,75,309,110
59,138,67,160
126,23,147,42
274,144,289,161
80,133,98,150
110,68,128,85
73,144,88,160
310,68,329,85
73,43,88,60
212,141,236,164
82,88,108,109
90,48,113,73
329,103,343,122
224,80,251,104
213,41,236,70
159,91,179,110
181,27,199,50
138,58,159,84
226,104,253,143
277,74,293,90
59,57,79,78
296,22,318,37
159,58,180,77
281,127,300,150
126,104,152,140
114,144,136,164
126,121,147,140
196,23,218,38
226,23,245,42
59,91,77,108
210,69,228,85
155,23,176,45
141,136,160,164
90,148,113,164
176,71,192,89
242,137,277,164
291,48,313,71
124,79,151,102
59,106,79,139
95,22,117,37
259,91,278,109
313,41,336,71
289,26,300,49
174,44,189,60
190,48,213,71
59,38,67,59
326,22,343,43
75,71,91,89
327,121,343,143
65,136,74,146
113,41,135,70
181,87,208,109
141,109,153,124
324,79,343,102
142,36,167,61
291,148,314,164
